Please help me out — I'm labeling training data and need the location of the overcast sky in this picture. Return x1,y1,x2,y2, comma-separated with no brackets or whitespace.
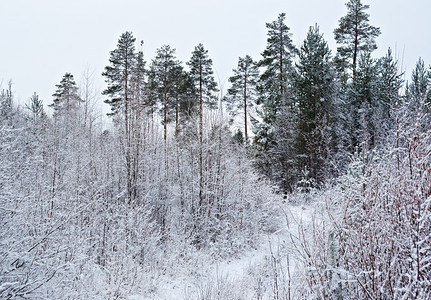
1,0,430,114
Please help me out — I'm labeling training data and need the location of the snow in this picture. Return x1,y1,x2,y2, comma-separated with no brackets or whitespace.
125,203,316,299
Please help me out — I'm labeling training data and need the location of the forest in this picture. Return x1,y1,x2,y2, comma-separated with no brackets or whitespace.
1,0,430,299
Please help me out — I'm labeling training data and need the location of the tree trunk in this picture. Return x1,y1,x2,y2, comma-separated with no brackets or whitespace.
352,22,359,79
244,74,248,143
198,62,204,209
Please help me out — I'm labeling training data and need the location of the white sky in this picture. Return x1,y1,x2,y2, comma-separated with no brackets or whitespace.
1,0,430,113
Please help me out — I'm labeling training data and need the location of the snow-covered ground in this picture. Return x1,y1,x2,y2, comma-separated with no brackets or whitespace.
128,203,316,300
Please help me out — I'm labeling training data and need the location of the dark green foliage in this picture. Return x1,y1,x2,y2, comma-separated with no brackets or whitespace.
259,13,297,100
131,50,148,108
292,25,335,184
349,51,377,148
186,43,218,213
257,12,297,126
406,57,431,107
187,43,219,111
252,13,298,191
102,31,137,117
232,129,245,145
373,48,403,145
170,64,197,135
225,55,259,142
254,12,297,155
405,58,431,129
334,0,381,77
49,72,82,118
148,45,178,112
147,45,179,140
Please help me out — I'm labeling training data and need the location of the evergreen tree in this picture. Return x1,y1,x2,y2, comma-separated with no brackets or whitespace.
186,43,218,210
374,48,403,145
26,92,47,123
225,55,259,144
102,31,137,119
187,43,218,136
148,45,179,142
334,0,381,78
102,31,140,203
131,49,147,113
405,58,431,129
49,73,82,119
129,49,147,194
0,81,13,126
406,57,431,108
170,64,196,138
254,13,297,152
349,51,378,149
293,25,335,184
253,13,297,191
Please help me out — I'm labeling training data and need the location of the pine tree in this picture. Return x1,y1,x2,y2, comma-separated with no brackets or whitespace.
186,43,218,211
334,0,381,78
102,31,140,203
374,48,403,145
26,92,47,123
129,49,147,196
187,43,218,137
102,31,137,119
253,13,297,191
349,51,378,148
405,58,431,130
0,81,13,126
293,25,335,184
49,73,82,119
406,57,431,108
255,12,297,152
131,49,147,114
148,45,179,142
169,64,196,138
225,55,259,144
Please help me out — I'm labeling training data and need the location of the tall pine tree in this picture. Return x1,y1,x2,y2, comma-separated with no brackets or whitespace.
225,55,259,144
334,0,381,153
169,64,196,138
374,48,403,146
253,12,297,191
254,13,297,152
49,73,82,119
293,25,335,185
349,51,377,149
186,43,218,210
102,31,141,203
148,45,179,142
334,0,381,78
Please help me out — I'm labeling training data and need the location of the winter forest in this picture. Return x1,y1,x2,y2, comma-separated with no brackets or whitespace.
1,0,430,299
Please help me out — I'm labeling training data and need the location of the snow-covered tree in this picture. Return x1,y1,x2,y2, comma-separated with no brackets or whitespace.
292,24,335,185
254,12,297,153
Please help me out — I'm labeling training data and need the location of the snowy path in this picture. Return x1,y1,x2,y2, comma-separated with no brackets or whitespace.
129,203,315,299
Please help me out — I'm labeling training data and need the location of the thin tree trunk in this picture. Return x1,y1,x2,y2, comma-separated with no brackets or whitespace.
175,96,179,140
124,66,132,204
199,62,204,209
243,74,248,143
352,22,359,79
